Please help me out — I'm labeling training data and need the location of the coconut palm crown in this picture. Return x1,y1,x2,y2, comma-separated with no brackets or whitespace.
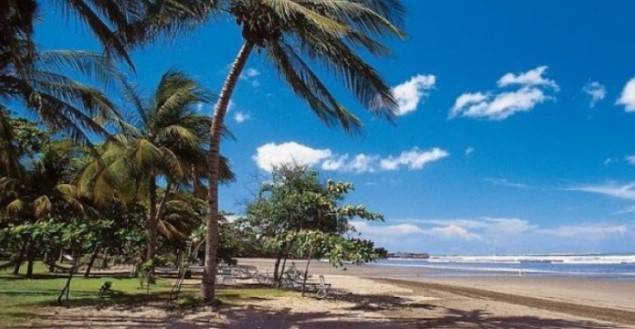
78,70,233,261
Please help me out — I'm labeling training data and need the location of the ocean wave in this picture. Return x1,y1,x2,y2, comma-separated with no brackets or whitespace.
422,254,635,265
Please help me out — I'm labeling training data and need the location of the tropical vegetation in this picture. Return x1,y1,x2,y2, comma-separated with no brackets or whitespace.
0,0,405,314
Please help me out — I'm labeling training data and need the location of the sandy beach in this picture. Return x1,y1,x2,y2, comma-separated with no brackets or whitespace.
21,258,635,328
233,258,635,328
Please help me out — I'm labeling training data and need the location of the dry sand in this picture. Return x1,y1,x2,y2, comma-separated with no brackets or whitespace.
22,258,635,328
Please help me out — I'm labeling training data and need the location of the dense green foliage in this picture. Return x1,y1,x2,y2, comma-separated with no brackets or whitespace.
1,0,402,306
238,165,386,283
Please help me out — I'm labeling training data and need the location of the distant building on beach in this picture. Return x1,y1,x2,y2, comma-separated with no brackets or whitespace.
388,252,430,259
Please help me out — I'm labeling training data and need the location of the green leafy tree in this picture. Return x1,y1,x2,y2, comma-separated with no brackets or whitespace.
195,0,406,301
0,132,89,277
243,165,384,286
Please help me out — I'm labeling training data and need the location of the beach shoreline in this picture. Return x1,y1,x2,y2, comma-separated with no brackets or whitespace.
237,257,635,327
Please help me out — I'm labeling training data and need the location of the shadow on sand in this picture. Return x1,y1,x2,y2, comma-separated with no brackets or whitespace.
11,287,626,329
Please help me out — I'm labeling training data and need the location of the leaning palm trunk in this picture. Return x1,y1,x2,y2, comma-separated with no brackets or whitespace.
202,41,254,301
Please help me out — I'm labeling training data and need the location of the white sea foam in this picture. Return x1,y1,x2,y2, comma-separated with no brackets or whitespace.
422,254,635,265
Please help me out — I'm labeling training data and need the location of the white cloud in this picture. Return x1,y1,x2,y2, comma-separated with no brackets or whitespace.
427,224,480,240
392,74,436,115
414,218,535,236
353,217,634,253
568,182,635,201
451,66,557,120
322,154,379,173
625,155,635,165
351,221,424,236
244,68,260,78
379,147,449,171
617,77,635,112
321,147,448,173
538,225,628,239
233,111,251,123
614,205,635,215
497,66,558,89
484,177,529,189
583,81,606,108
240,68,261,88
464,147,475,157
255,143,448,174
347,154,379,173
224,214,242,223
253,142,332,172
452,93,488,112
451,87,549,120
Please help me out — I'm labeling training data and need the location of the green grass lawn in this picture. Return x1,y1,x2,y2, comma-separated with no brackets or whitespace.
0,262,292,327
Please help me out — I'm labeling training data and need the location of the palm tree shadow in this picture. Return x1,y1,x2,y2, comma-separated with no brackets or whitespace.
15,290,630,329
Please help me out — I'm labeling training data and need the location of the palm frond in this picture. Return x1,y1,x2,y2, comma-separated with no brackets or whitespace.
266,40,362,132
59,0,134,66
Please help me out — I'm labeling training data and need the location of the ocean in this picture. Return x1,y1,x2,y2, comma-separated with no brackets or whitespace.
372,254,635,278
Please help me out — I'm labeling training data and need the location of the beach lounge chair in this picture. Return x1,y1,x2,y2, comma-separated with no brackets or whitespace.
282,272,331,298
216,266,234,284
317,275,331,298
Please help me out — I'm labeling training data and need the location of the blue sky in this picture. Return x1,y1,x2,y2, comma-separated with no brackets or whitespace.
33,0,635,254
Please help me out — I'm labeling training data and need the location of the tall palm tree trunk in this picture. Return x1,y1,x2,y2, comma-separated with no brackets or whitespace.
147,178,172,268
202,41,254,302
146,176,158,261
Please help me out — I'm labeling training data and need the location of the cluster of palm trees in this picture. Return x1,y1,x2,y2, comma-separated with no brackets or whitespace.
1,0,406,302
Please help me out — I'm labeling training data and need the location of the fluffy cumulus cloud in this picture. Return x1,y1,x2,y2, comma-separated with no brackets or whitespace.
497,66,558,89
582,81,606,108
617,77,635,112
233,111,251,123
379,148,449,171
351,217,635,253
322,154,380,173
428,224,480,240
253,142,332,172
322,147,448,173
254,142,448,173
392,74,436,115
450,66,557,120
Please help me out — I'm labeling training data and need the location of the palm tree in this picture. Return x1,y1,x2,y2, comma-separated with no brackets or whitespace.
1,1,124,148
199,0,406,301
79,70,233,263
